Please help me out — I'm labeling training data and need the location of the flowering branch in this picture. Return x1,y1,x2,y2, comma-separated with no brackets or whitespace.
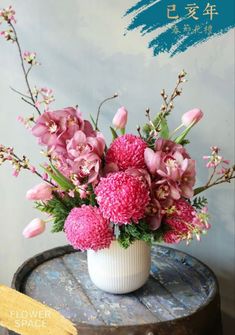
194,147,235,195
0,144,53,184
0,6,41,115
160,69,187,118
144,70,187,141
8,22,41,115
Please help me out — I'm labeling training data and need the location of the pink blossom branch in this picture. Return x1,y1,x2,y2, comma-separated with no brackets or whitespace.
194,166,235,196
8,22,41,115
0,145,53,185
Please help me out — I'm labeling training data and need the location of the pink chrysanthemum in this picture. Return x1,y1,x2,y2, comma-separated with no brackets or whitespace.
95,172,150,224
64,205,113,251
106,134,147,170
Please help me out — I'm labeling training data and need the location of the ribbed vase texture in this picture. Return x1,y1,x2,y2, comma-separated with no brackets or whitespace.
87,240,151,294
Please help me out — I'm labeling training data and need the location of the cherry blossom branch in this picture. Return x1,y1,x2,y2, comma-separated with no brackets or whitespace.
194,172,235,195
8,22,41,116
194,147,235,196
0,145,53,185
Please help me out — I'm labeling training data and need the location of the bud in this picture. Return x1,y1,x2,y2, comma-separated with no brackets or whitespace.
22,218,46,238
181,108,203,127
112,106,128,129
26,183,53,201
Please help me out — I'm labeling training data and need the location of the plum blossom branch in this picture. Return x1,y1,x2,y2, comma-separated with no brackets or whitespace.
194,147,235,195
0,7,41,115
0,144,53,184
8,22,41,115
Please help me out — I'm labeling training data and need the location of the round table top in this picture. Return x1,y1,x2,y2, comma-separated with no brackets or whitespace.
12,244,218,329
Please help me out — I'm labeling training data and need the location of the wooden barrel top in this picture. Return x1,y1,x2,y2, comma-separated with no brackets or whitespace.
9,245,222,335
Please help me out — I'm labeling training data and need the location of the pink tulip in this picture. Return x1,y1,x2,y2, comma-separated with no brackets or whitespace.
26,183,53,201
181,108,203,127
22,218,46,238
112,107,128,129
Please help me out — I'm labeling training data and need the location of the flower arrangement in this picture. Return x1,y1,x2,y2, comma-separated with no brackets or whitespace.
1,6,234,252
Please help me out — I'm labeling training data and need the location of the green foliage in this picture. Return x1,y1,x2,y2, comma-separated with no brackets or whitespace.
117,220,153,249
41,164,74,191
159,117,169,139
90,114,96,128
35,193,87,233
192,196,208,210
180,139,190,146
142,113,169,141
152,228,165,243
174,123,194,144
142,114,160,137
110,126,118,140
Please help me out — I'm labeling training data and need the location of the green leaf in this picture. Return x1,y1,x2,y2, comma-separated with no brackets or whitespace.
159,117,169,139
41,164,74,191
110,126,118,140
50,164,74,190
179,139,190,146
35,192,85,233
192,196,208,209
90,114,97,129
117,220,153,249
174,123,194,144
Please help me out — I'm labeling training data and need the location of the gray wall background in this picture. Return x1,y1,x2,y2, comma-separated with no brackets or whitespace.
0,0,234,333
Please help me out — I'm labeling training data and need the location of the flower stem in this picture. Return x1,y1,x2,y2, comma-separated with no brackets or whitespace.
95,93,118,130
9,22,41,115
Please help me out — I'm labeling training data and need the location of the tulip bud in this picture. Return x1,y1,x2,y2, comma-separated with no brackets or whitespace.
112,107,128,129
22,218,46,238
26,183,53,201
181,108,203,127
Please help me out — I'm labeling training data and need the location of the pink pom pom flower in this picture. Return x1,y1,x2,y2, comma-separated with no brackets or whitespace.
106,134,147,171
95,171,150,225
64,205,113,251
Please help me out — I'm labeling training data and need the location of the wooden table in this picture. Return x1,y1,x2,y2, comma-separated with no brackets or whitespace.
8,245,222,335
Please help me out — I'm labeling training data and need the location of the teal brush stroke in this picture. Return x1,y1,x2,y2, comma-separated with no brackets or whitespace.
124,0,235,57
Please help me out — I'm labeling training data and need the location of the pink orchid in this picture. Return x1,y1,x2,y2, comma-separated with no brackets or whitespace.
155,138,190,159
72,152,102,184
32,107,93,155
180,159,196,198
144,148,161,174
67,130,105,159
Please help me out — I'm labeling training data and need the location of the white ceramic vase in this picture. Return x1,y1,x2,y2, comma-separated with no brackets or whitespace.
87,240,151,294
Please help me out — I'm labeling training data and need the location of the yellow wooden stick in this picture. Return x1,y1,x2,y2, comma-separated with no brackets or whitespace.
0,284,78,335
